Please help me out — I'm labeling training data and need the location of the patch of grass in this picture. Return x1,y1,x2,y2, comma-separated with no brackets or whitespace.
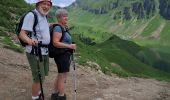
0,0,32,52
160,20,170,45
0,31,24,53
72,34,170,81
141,15,162,37
111,67,131,77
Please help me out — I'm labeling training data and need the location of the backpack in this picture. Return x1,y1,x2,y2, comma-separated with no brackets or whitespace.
48,24,69,58
15,10,38,47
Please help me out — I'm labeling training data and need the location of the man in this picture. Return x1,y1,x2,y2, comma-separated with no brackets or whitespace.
19,0,52,100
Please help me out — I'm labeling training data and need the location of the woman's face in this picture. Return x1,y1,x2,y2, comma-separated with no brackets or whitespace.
58,15,68,26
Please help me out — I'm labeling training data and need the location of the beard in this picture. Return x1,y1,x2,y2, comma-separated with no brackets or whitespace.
38,7,49,16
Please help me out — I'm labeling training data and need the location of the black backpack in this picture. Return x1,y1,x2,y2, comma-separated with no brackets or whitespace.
15,10,38,47
48,24,69,58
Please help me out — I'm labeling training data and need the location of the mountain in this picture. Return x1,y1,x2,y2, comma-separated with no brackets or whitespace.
66,0,170,80
0,0,170,81
68,0,170,46
0,1,170,99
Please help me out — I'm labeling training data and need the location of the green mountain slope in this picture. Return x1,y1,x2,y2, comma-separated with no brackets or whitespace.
1,0,170,81
71,33,170,81
68,0,170,43
0,0,32,52
0,0,32,31
67,0,170,81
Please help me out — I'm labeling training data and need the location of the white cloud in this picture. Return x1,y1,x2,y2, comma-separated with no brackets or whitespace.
24,0,76,7
25,0,36,3
57,2,66,8
54,0,76,7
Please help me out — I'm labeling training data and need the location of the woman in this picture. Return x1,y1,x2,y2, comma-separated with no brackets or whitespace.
51,9,76,100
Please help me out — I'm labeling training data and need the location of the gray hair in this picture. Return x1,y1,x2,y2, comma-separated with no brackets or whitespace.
55,9,68,19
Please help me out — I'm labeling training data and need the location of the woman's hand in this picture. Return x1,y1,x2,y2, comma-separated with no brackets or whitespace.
69,44,76,50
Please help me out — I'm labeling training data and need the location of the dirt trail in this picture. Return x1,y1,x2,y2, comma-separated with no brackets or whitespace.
0,46,170,100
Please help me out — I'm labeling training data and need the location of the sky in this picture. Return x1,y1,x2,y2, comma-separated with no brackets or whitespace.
24,0,76,7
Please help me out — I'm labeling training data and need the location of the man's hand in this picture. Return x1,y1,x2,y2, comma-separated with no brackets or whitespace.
28,38,38,46
19,30,38,46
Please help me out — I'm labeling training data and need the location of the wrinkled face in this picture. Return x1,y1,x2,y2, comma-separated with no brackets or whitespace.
37,1,51,16
58,15,68,26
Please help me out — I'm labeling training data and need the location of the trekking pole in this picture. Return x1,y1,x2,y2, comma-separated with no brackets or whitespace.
35,44,44,100
71,50,77,100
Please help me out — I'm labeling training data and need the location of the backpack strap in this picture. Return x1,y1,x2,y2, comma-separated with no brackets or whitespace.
16,10,38,47
19,10,38,36
48,24,71,58
51,24,67,42
30,10,38,37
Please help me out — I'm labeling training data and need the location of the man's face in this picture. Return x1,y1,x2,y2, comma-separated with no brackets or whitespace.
38,1,51,16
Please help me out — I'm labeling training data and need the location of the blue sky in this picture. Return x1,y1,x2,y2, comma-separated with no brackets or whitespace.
24,0,76,7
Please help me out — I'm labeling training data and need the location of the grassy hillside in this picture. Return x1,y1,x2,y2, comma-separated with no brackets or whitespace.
0,0,32,52
1,0,170,81
0,0,32,31
70,33,170,81
68,0,168,41
67,0,170,81
68,6,151,40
